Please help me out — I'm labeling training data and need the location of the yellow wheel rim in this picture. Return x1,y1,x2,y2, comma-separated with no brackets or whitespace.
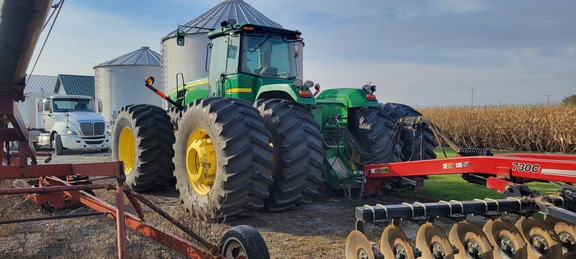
186,128,217,195
118,127,136,175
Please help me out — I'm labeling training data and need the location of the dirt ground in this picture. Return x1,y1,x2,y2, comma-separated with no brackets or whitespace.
0,149,495,258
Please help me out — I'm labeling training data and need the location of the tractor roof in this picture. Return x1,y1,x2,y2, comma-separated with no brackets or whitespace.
207,24,301,40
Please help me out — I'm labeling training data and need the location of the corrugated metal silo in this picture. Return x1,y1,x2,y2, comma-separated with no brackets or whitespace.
94,46,163,122
161,0,301,94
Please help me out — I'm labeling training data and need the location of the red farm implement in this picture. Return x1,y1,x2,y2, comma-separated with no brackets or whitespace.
347,148,576,258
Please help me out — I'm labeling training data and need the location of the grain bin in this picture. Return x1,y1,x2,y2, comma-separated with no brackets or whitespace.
94,46,162,122
161,0,301,93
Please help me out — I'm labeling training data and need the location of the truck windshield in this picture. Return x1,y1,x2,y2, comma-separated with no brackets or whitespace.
53,98,95,112
240,34,297,79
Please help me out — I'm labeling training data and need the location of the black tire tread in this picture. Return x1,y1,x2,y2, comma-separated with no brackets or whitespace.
111,104,175,191
349,106,403,165
174,97,273,218
380,102,437,161
53,133,63,155
219,225,269,259
255,99,325,211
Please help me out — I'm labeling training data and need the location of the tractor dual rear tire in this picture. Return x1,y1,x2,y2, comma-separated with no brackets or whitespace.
256,99,325,211
174,97,274,219
349,106,403,165
111,104,175,192
380,102,437,161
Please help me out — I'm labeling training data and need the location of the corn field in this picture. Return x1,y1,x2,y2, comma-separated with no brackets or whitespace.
419,105,576,153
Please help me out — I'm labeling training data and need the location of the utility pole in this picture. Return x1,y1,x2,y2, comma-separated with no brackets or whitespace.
545,94,551,105
468,88,476,107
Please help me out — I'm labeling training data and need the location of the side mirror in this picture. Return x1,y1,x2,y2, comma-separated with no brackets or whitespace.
36,99,42,112
295,44,299,58
96,99,103,113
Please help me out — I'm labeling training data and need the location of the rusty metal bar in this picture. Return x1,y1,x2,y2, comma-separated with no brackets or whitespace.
77,190,214,258
115,184,127,259
124,189,217,251
0,184,115,195
1,162,123,179
0,211,107,225
125,191,146,221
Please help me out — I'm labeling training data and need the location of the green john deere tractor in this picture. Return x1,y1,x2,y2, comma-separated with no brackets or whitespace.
111,21,437,219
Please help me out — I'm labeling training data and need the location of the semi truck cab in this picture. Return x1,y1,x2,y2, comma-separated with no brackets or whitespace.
33,95,110,154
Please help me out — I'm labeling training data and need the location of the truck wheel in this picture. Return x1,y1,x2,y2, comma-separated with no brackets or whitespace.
380,103,437,161
111,104,175,192
349,106,402,165
256,99,325,211
174,97,273,219
53,133,64,155
219,225,269,259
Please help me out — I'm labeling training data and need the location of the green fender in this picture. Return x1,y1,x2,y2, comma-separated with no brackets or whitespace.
315,88,378,108
255,83,316,105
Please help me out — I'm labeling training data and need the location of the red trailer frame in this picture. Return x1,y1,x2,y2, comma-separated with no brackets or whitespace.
1,96,221,258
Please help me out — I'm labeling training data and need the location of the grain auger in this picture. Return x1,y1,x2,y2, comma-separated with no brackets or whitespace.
345,149,576,259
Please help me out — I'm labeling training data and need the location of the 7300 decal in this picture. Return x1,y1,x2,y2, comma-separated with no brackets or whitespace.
512,162,541,173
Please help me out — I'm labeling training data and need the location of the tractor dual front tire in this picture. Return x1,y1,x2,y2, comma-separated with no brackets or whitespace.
174,97,274,219
111,104,175,192
256,99,325,211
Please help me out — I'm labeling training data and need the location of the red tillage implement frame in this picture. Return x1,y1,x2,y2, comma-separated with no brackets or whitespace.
361,152,576,194
348,149,576,259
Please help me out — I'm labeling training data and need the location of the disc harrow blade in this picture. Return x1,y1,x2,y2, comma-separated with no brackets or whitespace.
448,220,493,259
380,224,415,259
346,230,375,259
416,222,454,259
482,218,527,259
545,216,576,258
515,216,562,259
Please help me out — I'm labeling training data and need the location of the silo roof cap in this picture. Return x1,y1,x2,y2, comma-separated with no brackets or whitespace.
94,46,162,68
163,0,282,40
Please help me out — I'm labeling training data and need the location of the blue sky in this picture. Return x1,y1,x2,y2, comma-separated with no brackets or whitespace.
28,0,576,106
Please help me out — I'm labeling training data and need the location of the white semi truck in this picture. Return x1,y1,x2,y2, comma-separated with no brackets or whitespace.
21,94,110,155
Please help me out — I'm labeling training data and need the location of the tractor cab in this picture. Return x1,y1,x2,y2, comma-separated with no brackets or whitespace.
175,21,314,105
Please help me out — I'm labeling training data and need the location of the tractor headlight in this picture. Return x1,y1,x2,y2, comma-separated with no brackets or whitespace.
293,79,303,87
65,130,77,135
362,84,371,93
304,80,314,88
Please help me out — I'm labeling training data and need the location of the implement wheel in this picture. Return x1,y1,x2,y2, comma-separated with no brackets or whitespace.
346,230,375,259
256,99,325,211
416,222,454,259
219,225,269,259
515,216,562,259
112,104,175,191
483,218,527,259
545,216,576,258
380,224,415,259
174,97,273,219
449,220,493,259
